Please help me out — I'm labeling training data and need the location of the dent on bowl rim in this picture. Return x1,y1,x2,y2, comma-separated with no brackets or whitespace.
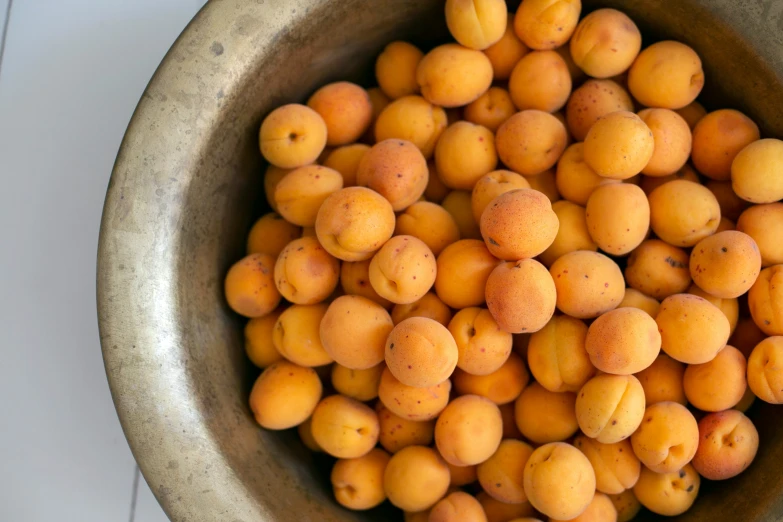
98,0,783,521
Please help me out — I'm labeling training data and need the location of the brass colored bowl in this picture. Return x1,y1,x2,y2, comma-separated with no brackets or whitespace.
98,0,783,520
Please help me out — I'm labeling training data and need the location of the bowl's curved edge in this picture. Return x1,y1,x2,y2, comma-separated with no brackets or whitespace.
97,1,300,520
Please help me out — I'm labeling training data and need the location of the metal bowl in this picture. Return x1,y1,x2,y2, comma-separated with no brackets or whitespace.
98,0,783,520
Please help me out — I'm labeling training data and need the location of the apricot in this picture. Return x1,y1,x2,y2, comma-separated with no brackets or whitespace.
274,164,344,226
452,352,529,404
435,395,503,466
618,288,660,318
331,448,390,510
357,139,428,211
395,202,460,258
574,436,640,495
484,18,530,80
628,41,704,109
323,144,369,187
374,96,447,160
481,189,559,260
515,383,578,443
550,251,625,319
477,439,534,503
369,235,437,305
377,405,435,454
684,345,746,411
445,462,477,487
523,442,596,520
320,295,393,369
639,164,699,195
385,317,458,388
636,108,692,177
648,180,720,247
311,395,380,458
690,232,761,301
576,374,646,443
436,121,498,190
624,240,691,300
730,317,767,358
430,491,488,522
496,110,568,175
244,308,284,368
442,190,482,240
565,80,634,142
272,304,331,366
607,490,641,522
692,410,759,480
384,446,451,512
691,109,760,181
513,0,580,50
508,50,572,113
737,203,783,266
378,367,452,420
635,354,686,406
585,183,649,255
424,161,451,204
732,138,783,203
464,87,516,133
747,336,783,403
585,307,661,375
445,0,507,50
630,401,699,473
555,143,619,205
315,186,396,262
524,168,561,203
246,213,300,258
472,170,531,223
539,200,597,267
259,103,328,169
274,236,340,304
417,44,494,107
657,294,731,364
477,492,537,522
435,239,498,308
448,307,512,376
748,265,783,335
225,253,281,318
340,259,392,309
633,464,699,517
248,360,322,430
307,82,372,146
583,111,654,180
675,101,707,130
485,259,557,334
569,9,641,78
263,165,291,212
376,42,424,100
527,315,594,393
331,363,384,402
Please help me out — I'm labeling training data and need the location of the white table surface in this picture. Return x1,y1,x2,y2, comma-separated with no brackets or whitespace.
0,1,205,520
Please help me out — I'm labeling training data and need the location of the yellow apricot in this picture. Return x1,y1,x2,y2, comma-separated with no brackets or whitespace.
259,103,327,169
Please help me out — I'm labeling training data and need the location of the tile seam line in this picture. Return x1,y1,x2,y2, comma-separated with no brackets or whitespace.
0,0,13,80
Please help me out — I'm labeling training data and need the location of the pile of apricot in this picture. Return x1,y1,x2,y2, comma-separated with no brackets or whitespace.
226,0,783,520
